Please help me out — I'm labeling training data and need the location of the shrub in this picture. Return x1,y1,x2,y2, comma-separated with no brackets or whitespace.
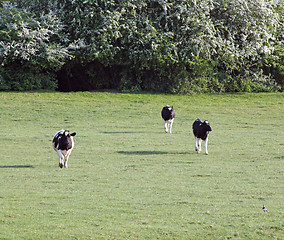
0,1,71,90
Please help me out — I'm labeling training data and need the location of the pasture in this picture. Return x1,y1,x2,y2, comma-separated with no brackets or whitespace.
0,92,283,239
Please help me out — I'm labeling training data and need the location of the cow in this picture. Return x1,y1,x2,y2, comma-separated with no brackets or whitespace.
161,105,175,134
192,119,212,155
52,129,76,168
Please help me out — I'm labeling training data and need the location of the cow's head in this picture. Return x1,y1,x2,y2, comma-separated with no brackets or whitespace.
166,105,174,111
63,130,76,138
203,120,212,132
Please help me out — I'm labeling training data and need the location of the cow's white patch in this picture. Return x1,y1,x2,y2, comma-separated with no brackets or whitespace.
195,137,209,154
164,119,174,134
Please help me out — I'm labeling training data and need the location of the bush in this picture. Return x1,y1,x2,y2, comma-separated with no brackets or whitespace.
0,0,283,92
0,62,57,91
0,1,71,91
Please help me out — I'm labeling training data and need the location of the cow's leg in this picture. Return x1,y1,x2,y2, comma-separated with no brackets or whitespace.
164,120,168,133
197,138,202,153
195,137,200,153
59,158,64,168
64,150,72,168
199,139,202,153
204,137,209,155
169,119,174,134
57,150,64,168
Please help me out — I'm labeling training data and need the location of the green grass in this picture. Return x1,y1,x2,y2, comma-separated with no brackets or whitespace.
0,92,283,239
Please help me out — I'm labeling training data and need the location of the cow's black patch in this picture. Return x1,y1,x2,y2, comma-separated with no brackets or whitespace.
192,119,212,140
161,105,175,121
53,131,75,151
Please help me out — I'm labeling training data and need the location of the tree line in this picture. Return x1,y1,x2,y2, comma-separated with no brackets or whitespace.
0,0,283,93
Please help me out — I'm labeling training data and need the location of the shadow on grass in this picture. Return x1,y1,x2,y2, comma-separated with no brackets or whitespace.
0,165,34,169
117,150,192,155
103,131,175,135
103,131,146,134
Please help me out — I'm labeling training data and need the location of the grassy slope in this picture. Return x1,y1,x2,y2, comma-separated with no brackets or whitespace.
0,92,283,239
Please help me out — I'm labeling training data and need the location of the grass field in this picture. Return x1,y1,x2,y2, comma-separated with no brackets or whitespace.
0,92,283,239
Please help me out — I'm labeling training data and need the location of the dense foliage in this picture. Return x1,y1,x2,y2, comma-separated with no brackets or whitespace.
0,0,283,92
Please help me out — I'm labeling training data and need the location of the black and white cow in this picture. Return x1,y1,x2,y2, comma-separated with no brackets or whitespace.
52,129,76,168
161,105,175,134
192,119,212,155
